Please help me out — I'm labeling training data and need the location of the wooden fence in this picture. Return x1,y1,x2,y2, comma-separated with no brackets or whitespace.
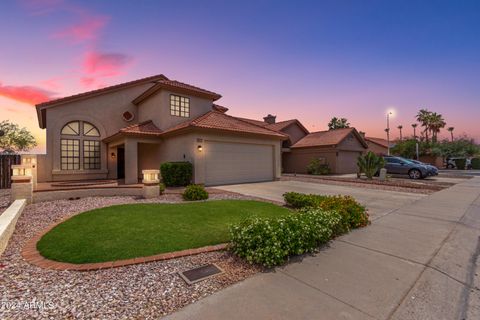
0,154,21,189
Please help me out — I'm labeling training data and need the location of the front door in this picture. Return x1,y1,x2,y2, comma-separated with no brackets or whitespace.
117,147,125,179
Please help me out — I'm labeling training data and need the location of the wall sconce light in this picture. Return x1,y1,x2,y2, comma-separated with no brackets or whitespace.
197,145,203,152
111,152,116,159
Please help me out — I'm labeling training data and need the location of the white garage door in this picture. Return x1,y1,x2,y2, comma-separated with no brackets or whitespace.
205,141,274,186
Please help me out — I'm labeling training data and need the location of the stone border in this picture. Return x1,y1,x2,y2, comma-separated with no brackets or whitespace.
1,199,27,256
22,217,228,271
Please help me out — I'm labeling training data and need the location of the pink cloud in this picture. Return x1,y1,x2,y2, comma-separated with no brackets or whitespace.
80,51,133,88
53,15,109,42
0,82,56,105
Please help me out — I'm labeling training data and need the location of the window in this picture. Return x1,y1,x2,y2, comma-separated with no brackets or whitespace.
170,94,190,117
61,121,80,135
61,139,80,170
83,140,101,169
60,121,101,170
83,122,100,137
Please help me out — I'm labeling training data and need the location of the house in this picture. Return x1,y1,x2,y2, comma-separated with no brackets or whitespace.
364,136,390,155
35,74,287,186
239,115,368,174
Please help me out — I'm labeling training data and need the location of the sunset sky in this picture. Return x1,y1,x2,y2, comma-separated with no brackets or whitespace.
1,0,479,153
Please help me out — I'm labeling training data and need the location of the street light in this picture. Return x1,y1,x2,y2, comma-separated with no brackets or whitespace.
386,111,393,155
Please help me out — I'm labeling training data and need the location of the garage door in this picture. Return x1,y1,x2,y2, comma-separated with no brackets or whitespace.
205,141,274,185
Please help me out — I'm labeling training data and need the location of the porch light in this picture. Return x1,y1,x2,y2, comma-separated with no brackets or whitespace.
111,152,116,159
197,145,203,152
142,169,160,184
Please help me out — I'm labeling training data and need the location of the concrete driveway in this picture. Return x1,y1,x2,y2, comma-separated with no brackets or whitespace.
167,178,480,320
217,180,426,220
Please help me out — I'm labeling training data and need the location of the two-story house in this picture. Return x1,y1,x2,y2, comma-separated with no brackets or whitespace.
35,74,286,185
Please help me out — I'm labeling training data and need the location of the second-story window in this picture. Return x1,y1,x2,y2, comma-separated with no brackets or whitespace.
170,94,190,117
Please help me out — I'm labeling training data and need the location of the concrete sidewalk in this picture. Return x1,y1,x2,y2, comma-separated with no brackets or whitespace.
166,178,480,320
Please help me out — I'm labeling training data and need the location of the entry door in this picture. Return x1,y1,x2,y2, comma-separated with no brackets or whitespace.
204,141,274,186
117,147,125,179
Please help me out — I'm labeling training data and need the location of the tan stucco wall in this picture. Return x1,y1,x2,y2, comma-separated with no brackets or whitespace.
337,133,366,152
137,89,213,130
337,151,363,174
41,82,156,182
283,147,338,174
282,123,308,146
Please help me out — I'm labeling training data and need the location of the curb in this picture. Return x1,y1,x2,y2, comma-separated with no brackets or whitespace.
21,218,228,271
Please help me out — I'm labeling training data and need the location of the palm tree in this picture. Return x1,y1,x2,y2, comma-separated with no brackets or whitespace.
412,123,418,140
429,112,446,143
447,127,455,141
397,125,403,140
416,109,432,143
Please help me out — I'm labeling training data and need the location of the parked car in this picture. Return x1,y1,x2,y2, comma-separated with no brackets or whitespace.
407,159,439,176
446,157,471,169
382,156,429,179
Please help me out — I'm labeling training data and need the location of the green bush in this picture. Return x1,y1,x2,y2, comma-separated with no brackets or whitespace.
229,210,341,267
182,184,209,201
454,158,466,170
357,151,385,179
283,192,369,234
160,162,193,187
471,158,480,169
307,159,331,175
159,182,166,195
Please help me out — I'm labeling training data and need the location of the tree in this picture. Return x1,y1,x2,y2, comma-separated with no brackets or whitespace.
416,109,432,143
397,125,403,140
328,117,350,130
429,112,446,142
0,120,37,154
412,123,418,139
447,127,455,142
357,152,385,179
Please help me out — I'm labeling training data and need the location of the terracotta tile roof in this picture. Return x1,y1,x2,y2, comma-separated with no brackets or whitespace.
268,119,309,134
119,120,163,135
235,117,270,127
291,128,367,148
132,79,222,105
366,137,390,148
36,74,168,108
162,111,287,139
212,104,229,113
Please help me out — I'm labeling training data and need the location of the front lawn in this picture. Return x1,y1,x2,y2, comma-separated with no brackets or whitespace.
37,200,290,264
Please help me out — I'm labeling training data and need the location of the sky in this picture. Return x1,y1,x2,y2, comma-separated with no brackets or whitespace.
1,0,480,153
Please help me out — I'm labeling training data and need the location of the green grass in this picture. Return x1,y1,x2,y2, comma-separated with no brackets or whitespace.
37,200,291,264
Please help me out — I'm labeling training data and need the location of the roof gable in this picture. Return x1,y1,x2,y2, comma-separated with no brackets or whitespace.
291,128,368,148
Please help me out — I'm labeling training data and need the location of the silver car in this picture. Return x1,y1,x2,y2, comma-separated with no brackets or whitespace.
383,156,429,179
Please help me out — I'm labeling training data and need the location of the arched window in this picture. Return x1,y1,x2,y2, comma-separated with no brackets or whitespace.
60,121,101,170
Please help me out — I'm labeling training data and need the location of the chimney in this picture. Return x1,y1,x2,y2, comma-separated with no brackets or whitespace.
263,114,276,124
359,131,366,138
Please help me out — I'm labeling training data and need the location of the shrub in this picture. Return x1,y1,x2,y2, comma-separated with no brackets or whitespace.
159,182,166,195
182,184,209,201
160,162,193,187
454,158,466,170
307,159,331,175
283,192,369,234
357,151,385,179
229,210,341,267
471,158,480,169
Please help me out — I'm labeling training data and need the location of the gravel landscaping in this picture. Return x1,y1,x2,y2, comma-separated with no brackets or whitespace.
0,189,10,214
0,192,263,319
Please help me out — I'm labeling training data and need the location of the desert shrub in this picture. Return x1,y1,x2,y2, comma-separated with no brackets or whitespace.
160,162,193,187
182,184,209,201
357,151,385,179
307,159,331,175
283,192,327,209
454,158,466,170
229,210,341,267
471,158,480,169
283,192,369,234
159,182,166,195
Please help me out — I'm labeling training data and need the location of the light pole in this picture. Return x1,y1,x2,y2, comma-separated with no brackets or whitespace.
386,112,392,155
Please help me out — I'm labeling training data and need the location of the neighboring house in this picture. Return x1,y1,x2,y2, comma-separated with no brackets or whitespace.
283,128,368,174
364,136,390,155
239,114,368,174
35,74,287,186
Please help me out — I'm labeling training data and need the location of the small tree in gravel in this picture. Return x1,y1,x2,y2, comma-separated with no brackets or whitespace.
357,152,385,179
